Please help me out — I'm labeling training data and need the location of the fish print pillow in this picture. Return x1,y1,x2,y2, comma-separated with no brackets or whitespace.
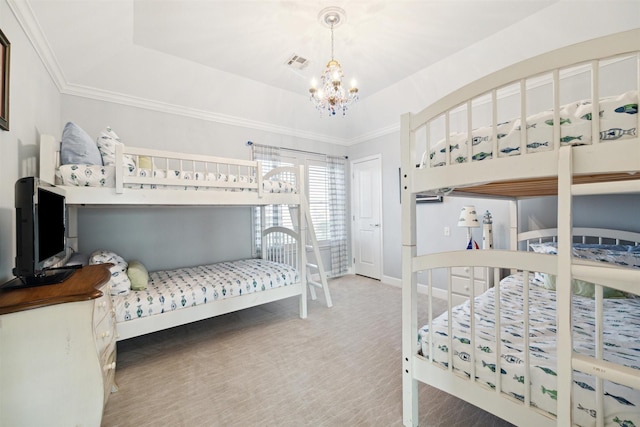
89,249,132,296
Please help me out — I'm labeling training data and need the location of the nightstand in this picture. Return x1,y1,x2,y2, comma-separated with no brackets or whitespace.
451,266,493,299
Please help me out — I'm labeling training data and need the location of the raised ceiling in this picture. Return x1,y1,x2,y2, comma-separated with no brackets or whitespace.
27,0,556,98
17,0,569,144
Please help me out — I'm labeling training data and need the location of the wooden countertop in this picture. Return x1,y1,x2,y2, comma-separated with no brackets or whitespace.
0,264,111,315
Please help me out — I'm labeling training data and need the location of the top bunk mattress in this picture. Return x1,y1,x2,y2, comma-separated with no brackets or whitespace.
56,164,296,194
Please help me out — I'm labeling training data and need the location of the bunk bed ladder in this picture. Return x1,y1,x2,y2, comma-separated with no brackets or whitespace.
289,197,333,308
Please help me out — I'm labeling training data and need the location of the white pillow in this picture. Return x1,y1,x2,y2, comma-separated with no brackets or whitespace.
89,249,131,296
96,126,136,173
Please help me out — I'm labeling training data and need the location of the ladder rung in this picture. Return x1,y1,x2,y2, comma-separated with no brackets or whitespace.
308,280,323,288
306,263,318,270
305,245,313,250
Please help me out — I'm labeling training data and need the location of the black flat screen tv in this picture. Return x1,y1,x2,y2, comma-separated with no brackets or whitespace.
7,177,75,288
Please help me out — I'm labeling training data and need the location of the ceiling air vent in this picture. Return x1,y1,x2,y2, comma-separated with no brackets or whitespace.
286,54,309,70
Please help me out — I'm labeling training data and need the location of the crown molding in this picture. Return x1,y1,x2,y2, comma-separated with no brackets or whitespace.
347,123,401,145
63,82,356,146
8,0,66,92
11,0,376,147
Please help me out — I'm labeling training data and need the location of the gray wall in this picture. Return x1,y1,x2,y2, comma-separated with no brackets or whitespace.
60,95,348,271
0,0,61,283
77,207,253,271
520,195,640,234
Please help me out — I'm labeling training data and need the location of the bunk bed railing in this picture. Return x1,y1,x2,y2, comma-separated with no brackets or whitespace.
413,249,557,426
412,240,640,426
262,226,301,271
403,29,640,196
39,135,301,199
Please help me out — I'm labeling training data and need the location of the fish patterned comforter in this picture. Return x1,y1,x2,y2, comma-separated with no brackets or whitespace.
112,258,299,323
425,90,638,169
419,273,640,427
57,165,296,193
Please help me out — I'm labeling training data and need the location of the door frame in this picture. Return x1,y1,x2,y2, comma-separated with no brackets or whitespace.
350,154,383,280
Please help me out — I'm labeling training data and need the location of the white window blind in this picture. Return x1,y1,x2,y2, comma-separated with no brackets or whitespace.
307,160,330,241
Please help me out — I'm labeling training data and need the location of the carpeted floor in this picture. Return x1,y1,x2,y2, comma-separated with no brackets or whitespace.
101,275,514,426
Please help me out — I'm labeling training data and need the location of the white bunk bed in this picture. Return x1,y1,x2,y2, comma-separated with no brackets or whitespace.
401,29,640,426
39,134,331,341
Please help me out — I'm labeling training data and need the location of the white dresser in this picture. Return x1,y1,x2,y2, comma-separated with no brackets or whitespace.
451,265,493,300
0,264,115,427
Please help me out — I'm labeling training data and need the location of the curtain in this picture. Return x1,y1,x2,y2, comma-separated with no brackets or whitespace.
252,143,349,277
326,155,348,276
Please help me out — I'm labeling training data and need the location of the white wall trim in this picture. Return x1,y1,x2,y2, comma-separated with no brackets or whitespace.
382,277,451,303
381,274,401,288
348,123,401,145
9,0,391,148
62,83,352,146
8,0,66,92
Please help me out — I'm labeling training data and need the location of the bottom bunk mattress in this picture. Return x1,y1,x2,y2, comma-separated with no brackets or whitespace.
419,273,640,426
112,258,299,323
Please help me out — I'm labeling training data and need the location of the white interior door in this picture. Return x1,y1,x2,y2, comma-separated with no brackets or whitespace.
351,155,382,280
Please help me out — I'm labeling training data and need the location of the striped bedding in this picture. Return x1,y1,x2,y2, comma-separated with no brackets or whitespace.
419,273,640,426
112,258,299,323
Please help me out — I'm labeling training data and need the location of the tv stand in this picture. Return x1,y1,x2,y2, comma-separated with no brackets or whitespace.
1,267,77,289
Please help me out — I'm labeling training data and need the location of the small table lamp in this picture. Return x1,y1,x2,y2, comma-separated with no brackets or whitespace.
458,205,480,249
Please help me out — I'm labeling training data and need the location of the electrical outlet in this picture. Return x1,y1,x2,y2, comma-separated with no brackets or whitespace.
444,226,450,236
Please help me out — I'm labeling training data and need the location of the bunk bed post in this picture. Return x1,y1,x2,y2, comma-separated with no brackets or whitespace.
298,165,308,319
67,205,79,253
509,200,518,251
39,134,58,185
260,205,266,259
400,113,419,426
557,146,574,425
115,142,124,194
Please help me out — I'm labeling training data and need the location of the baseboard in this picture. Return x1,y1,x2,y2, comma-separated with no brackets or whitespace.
381,276,463,304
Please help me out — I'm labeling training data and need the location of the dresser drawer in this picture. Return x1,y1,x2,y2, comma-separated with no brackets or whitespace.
95,310,116,358
451,266,487,280
451,276,486,297
93,284,112,326
102,346,117,407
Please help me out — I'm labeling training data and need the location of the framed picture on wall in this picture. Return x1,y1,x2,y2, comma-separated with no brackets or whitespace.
0,28,10,131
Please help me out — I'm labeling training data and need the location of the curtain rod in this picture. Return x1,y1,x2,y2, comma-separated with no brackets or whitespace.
246,141,348,160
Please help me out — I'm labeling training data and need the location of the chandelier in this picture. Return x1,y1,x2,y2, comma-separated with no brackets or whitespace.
309,7,359,116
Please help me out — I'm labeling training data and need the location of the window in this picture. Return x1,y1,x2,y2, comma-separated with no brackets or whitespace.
252,145,348,277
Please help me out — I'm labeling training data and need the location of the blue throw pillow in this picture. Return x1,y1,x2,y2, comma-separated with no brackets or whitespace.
60,122,103,165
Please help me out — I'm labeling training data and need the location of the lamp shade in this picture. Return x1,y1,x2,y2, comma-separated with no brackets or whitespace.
457,206,480,228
